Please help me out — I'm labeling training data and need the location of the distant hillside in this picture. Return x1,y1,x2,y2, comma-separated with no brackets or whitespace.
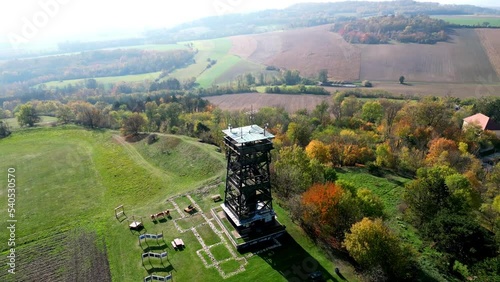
144,0,500,43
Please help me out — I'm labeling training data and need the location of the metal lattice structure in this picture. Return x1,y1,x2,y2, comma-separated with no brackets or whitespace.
222,125,276,227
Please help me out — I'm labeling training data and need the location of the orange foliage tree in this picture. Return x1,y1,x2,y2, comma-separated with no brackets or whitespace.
301,182,361,248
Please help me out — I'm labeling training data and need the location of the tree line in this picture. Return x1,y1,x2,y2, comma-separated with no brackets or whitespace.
0,48,196,86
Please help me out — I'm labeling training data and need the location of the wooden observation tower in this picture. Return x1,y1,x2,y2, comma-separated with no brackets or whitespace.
221,124,276,227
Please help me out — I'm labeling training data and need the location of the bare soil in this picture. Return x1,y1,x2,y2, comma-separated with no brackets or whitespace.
230,25,361,81
206,93,331,113
476,28,500,79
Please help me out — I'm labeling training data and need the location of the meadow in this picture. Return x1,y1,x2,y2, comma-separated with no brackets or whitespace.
42,72,162,89
433,15,500,27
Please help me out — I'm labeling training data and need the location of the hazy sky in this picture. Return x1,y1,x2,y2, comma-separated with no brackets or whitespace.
0,0,497,46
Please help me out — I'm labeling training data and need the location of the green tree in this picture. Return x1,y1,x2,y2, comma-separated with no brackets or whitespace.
344,218,414,280
357,188,385,218
286,116,312,147
340,95,361,118
0,121,11,138
318,69,328,83
16,104,40,127
403,166,456,225
85,78,98,89
312,101,330,126
399,75,405,84
361,101,384,123
245,73,255,86
422,210,497,265
121,113,146,136
274,145,322,198
331,92,345,121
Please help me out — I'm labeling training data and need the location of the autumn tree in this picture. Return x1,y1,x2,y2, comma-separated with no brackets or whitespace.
305,140,331,164
344,218,414,280
121,113,147,136
273,145,324,198
56,105,75,124
301,182,361,248
425,137,460,167
16,103,40,127
375,142,397,168
71,101,104,129
379,99,403,135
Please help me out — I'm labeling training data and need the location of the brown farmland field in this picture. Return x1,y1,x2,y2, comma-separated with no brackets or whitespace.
230,25,361,81
205,93,331,113
359,29,499,83
230,26,500,85
477,28,500,79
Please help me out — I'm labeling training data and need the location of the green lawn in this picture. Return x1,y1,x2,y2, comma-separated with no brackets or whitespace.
432,15,500,27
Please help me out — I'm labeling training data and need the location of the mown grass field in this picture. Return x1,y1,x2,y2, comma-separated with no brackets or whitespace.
2,116,57,130
433,15,500,27
0,126,361,281
42,71,162,89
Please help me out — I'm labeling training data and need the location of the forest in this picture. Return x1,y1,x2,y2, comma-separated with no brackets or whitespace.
331,15,449,44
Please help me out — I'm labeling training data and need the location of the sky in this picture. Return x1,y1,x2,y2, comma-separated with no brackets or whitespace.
0,0,497,48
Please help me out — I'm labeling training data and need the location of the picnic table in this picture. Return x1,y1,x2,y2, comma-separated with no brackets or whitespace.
171,238,184,249
129,221,143,230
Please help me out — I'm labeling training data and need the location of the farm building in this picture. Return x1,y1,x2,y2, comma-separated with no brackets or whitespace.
463,113,500,137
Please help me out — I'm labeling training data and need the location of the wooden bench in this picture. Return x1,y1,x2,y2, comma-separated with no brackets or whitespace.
211,194,222,202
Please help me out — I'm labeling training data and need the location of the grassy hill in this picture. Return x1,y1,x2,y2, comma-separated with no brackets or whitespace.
0,127,225,281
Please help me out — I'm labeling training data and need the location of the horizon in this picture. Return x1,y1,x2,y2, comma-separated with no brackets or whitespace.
1,0,499,50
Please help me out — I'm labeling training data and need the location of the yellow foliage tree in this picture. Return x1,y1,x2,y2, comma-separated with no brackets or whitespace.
305,140,331,164
344,218,414,279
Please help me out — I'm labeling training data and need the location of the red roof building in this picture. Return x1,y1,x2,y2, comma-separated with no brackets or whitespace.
463,113,500,137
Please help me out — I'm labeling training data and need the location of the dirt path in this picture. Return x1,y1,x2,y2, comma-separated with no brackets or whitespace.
112,134,172,182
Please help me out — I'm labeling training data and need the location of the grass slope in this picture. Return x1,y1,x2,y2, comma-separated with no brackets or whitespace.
0,127,225,281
